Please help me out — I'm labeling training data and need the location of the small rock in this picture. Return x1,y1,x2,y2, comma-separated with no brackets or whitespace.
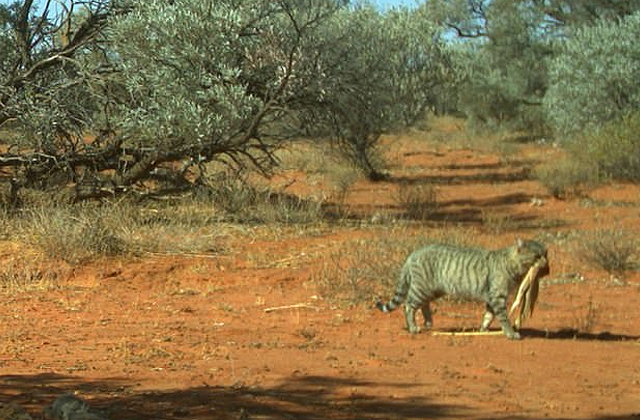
42,395,107,420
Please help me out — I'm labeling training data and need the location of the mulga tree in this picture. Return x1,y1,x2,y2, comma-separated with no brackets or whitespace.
304,4,450,179
425,0,640,134
427,0,552,133
544,11,640,134
0,0,111,198
105,0,350,195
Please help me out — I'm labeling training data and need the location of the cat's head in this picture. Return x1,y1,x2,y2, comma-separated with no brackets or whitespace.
513,238,550,277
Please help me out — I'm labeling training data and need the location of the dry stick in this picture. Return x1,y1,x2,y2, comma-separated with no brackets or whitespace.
431,330,504,336
264,303,318,313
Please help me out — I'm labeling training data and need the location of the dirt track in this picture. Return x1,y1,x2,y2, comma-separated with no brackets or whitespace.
1,132,640,419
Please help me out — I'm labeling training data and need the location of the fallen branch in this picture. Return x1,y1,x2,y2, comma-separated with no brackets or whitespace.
431,330,504,336
264,303,318,313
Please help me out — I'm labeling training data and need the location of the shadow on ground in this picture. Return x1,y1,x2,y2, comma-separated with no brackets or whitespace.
0,373,462,420
2,372,639,419
520,328,640,342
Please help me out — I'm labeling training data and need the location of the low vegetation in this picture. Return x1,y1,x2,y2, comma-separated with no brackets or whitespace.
394,182,438,221
579,229,638,276
316,229,472,307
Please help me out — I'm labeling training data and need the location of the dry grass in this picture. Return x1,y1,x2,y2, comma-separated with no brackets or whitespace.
572,296,600,334
394,181,438,221
315,228,473,307
0,252,63,294
534,157,597,199
578,228,638,275
481,210,516,234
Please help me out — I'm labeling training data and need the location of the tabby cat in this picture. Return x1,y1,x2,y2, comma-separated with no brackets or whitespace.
376,239,549,339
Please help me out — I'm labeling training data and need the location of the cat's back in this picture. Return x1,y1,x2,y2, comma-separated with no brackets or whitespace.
406,243,495,294
408,243,491,269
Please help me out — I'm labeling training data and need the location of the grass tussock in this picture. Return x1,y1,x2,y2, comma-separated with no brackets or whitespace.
394,181,438,221
315,229,472,307
578,228,638,275
0,251,65,293
534,156,597,199
19,202,133,264
204,173,325,224
2,171,329,265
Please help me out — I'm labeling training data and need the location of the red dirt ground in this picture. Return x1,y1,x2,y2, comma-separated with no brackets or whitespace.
1,130,640,419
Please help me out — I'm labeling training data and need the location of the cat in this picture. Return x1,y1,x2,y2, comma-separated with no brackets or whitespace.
376,238,549,339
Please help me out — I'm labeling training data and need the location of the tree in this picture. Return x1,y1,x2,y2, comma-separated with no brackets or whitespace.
424,0,640,133
301,4,450,179
0,0,112,198
544,11,640,133
0,0,451,198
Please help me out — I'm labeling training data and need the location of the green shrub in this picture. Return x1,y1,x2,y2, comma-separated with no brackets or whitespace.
534,157,597,199
545,12,640,133
571,112,640,181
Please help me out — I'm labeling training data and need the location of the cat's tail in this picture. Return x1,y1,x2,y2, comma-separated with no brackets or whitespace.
376,269,410,313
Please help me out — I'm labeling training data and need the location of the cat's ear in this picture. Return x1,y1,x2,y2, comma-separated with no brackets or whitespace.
515,237,524,250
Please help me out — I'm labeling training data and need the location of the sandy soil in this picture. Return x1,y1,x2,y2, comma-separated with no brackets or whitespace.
1,131,639,420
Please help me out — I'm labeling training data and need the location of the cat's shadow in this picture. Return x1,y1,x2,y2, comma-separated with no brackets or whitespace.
520,328,640,341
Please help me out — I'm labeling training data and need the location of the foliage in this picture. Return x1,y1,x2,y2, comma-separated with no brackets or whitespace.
302,4,450,179
425,0,552,133
0,0,112,195
568,112,640,181
425,0,640,133
0,0,450,199
544,12,640,134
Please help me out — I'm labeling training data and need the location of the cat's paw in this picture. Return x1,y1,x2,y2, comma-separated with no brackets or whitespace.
407,326,422,334
507,331,522,340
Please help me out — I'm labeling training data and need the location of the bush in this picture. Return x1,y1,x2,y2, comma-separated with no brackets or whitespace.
545,12,640,134
570,112,640,182
394,182,438,221
579,229,638,275
534,157,597,199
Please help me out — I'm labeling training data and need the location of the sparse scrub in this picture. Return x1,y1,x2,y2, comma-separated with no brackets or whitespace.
572,296,600,334
579,229,638,275
19,203,130,264
316,237,420,307
316,230,472,307
394,182,438,221
570,112,640,182
534,157,597,199
209,174,325,225
481,210,516,234
0,253,62,293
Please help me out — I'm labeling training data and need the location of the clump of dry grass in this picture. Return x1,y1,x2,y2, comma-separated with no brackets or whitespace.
204,172,325,224
578,228,638,275
0,252,64,293
481,210,516,234
18,202,131,264
534,157,597,199
315,229,473,307
394,181,438,221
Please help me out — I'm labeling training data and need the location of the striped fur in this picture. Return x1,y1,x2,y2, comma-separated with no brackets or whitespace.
376,239,548,339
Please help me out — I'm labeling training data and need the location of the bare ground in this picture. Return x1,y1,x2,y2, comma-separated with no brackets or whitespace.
1,129,640,420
